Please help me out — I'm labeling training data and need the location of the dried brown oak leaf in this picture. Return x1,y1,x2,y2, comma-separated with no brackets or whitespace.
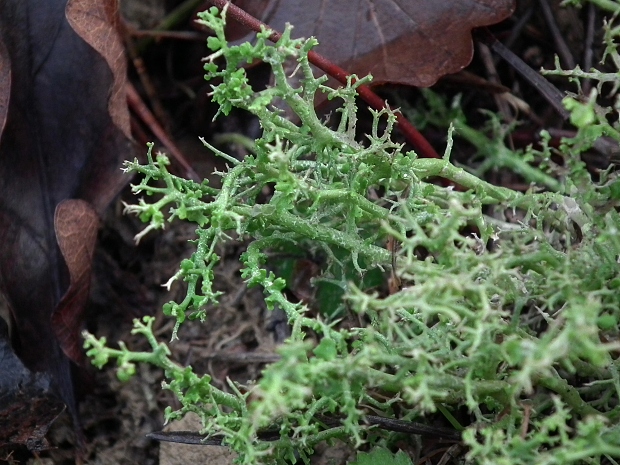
0,0,131,424
234,0,515,87
52,200,99,367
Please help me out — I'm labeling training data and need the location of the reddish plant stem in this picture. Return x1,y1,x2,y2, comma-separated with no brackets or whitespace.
127,83,201,181
206,0,440,159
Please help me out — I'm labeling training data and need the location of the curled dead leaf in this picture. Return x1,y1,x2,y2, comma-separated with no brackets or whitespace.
52,199,99,365
0,37,8,138
0,0,131,430
234,0,516,87
65,0,130,139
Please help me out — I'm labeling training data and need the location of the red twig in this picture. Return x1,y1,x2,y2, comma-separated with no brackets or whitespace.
206,0,440,159
126,83,201,181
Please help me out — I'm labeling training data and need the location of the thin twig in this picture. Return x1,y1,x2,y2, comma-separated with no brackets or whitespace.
128,29,206,41
477,28,570,121
477,42,512,121
123,27,172,131
205,0,440,159
147,414,461,445
582,3,597,95
135,0,205,53
504,6,534,51
205,351,281,363
538,0,576,70
126,83,201,181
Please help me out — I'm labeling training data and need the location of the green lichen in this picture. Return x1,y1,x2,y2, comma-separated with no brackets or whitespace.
85,4,620,463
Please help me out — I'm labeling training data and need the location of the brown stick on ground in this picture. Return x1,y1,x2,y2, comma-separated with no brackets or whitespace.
206,0,440,159
477,28,570,121
126,83,201,181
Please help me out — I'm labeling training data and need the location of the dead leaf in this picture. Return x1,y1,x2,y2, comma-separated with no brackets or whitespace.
65,0,133,212
52,200,99,365
234,0,515,87
0,0,131,426
65,0,130,140
289,259,321,304
0,37,8,137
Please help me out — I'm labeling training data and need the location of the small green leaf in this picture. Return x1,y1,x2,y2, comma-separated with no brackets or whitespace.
563,97,595,128
313,338,337,361
597,313,617,330
349,449,413,465
207,36,223,51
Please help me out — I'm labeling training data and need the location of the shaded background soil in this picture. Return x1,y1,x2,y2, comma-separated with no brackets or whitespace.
1,0,612,463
